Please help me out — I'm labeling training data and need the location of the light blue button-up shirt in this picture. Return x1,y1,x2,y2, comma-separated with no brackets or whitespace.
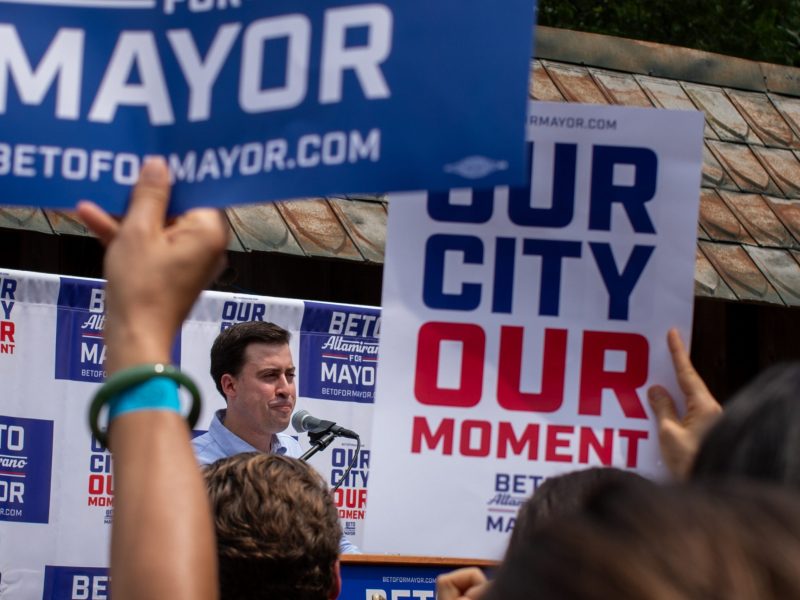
192,409,360,554
192,409,302,464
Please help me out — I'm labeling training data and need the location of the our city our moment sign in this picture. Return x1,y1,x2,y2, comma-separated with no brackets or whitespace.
365,101,705,559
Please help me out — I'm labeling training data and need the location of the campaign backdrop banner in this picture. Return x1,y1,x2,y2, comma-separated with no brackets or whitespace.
0,0,535,213
364,101,705,558
0,268,378,598
42,566,109,600
54,277,181,383
299,301,380,404
0,415,54,525
298,301,379,532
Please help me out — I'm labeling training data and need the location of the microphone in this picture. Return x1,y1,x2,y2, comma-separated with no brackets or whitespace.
292,410,359,439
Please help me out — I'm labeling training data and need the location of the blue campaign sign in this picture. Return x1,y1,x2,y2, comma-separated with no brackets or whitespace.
299,301,380,404
42,566,109,600
0,0,535,214
0,415,53,524
54,276,181,382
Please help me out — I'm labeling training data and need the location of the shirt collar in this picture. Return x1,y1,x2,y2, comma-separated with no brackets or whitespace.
212,409,288,455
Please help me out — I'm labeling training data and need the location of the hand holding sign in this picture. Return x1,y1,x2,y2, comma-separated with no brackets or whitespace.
77,158,229,372
647,328,722,480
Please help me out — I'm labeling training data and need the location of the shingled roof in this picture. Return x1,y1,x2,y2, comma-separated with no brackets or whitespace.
532,27,800,308
3,26,800,307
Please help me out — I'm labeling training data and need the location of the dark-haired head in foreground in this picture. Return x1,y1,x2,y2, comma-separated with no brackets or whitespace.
204,453,341,600
691,362,800,488
508,467,648,551
487,480,800,600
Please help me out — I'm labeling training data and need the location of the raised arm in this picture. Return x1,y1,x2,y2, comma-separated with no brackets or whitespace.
647,328,722,480
78,158,229,600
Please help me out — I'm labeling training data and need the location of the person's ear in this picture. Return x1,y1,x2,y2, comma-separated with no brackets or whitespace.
221,373,237,398
329,560,342,599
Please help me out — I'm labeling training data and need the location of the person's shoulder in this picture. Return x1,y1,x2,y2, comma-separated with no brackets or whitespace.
191,430,211,450
192,430,224,465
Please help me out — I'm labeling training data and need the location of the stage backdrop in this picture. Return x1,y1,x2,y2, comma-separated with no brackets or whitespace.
0,268,377,599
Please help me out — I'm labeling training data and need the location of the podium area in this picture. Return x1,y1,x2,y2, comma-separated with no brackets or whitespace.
340,555,497,599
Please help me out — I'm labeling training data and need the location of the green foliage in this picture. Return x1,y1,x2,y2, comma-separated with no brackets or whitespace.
537,0,800,67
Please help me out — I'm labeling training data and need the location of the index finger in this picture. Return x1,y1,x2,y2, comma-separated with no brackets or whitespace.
125,157,171,229
666,328,711,398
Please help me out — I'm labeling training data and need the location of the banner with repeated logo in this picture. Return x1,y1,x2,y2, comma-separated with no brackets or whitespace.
364,101,705,558
0,0,535,213
0,268,379,598
298,301,379,533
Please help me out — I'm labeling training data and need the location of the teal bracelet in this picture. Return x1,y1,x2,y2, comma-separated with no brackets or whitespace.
89,363,202,449
107,377,180,421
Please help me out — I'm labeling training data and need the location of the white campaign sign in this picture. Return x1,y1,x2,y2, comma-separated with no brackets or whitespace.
364,101,705,559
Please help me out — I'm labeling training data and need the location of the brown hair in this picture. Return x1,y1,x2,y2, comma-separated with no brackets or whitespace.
487,480,800,600
210,321,291,398
203,453,341,600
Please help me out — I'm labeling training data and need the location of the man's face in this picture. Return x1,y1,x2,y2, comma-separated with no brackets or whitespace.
224,342,297,435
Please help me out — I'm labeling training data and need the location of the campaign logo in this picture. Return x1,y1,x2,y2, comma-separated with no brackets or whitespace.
0,274,18,356
0,415,53,523
219,298,268,332
55,277,181,383
299,303,380,404
43,566,109,600
484,472,546,534
87,436,114,523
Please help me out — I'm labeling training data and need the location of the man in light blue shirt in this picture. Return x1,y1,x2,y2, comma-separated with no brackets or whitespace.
194,408,303,465
192,320,359,554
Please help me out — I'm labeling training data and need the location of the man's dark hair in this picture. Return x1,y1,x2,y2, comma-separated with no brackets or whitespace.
486,480,800,600
509,467,649,551
692,362,800,488
203,453,341,600
210,321,291,398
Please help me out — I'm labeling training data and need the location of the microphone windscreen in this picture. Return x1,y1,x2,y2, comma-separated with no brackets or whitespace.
291,409,310,432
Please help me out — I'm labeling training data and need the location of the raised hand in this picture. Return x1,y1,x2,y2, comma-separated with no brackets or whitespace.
647,328,722,480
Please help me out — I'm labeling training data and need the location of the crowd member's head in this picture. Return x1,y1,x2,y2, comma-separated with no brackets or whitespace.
486,480,800,600
210,321,296,436
691,362,800,488
509,467,648,550
204,452,342,600
435,468,649,600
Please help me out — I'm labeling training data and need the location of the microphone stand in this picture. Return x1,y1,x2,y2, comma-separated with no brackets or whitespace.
299,429,339,462
297,424,362,492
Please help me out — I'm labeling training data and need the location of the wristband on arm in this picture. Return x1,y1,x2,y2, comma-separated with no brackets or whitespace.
89,363,202,449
